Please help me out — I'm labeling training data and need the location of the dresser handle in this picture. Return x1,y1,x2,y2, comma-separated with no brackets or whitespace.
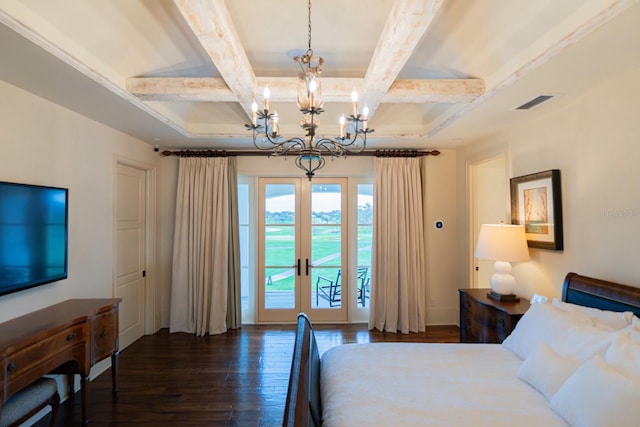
101,330,108,338
67,333,75,341
7,361,16,372
465,300,471,308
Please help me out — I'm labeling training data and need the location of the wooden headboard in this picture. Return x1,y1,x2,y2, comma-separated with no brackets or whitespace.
562,272,640,317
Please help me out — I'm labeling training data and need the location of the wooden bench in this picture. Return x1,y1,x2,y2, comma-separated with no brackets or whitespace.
0,377,59,427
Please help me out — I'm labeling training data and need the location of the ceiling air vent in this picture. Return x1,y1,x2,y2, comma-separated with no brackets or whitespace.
516,95,554,110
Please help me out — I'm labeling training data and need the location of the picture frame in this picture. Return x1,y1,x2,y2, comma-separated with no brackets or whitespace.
510,169,563,250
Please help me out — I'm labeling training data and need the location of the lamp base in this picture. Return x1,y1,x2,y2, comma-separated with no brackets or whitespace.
487,291,520,302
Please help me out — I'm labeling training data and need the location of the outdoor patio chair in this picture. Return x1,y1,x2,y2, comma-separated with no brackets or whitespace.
316,270,342,307
356,267,370,307
316,267,370,308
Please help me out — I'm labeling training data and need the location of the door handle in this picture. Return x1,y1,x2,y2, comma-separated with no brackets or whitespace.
297,259,301,276
305,259,310,276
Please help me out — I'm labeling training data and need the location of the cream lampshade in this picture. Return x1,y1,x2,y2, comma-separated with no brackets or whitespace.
475,223,530,302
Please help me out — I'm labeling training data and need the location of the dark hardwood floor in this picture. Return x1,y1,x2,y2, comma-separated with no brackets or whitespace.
35,323,459,427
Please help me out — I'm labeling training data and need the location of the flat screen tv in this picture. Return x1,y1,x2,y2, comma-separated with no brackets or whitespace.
0,181,68,296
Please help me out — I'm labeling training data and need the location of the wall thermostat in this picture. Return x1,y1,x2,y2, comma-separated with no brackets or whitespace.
434,220,444,229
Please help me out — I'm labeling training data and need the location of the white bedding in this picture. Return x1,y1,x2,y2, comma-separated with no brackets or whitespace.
320,343,567,427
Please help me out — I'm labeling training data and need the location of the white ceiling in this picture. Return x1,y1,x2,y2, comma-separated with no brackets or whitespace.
1,0,639,151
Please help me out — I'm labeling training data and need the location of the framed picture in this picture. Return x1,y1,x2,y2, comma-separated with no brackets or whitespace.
510,169,563,250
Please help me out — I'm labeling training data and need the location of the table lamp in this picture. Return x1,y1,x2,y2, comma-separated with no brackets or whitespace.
475,223,529,302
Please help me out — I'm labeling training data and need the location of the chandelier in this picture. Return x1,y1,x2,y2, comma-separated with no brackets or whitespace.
245,0,373,180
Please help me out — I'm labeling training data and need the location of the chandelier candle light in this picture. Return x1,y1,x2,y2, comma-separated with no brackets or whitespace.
245,0,373,180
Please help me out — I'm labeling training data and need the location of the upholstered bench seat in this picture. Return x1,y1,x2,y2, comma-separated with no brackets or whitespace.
0,377,60,427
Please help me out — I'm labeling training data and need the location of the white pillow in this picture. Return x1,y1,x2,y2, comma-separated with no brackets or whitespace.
550,356,640,427
549,323,613,360
502,303,592,359
605,330,640,379
517,343,581,401
552,298,634,330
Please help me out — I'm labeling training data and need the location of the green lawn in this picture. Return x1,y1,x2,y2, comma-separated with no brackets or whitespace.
264,225,372,291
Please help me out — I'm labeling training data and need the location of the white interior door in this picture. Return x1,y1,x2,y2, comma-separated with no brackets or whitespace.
471,156,507,288
115,163,146,349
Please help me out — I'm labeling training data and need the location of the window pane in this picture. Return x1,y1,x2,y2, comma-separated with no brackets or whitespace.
357,225,372,266
241,266,249,310
357,183,373,308
240,225,249,265
357,184,373,225
238,183,249,224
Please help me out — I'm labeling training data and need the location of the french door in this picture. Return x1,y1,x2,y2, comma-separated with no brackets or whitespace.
258,177,348,323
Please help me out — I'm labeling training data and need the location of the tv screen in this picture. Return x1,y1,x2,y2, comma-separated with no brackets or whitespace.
0,181,68,296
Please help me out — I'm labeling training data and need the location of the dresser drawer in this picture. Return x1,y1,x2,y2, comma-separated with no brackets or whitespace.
460,293,480,342
459,289,529,344
91,308,119,363
5,324,86,391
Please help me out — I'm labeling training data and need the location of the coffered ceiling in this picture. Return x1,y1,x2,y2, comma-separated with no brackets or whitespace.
1,0,639,150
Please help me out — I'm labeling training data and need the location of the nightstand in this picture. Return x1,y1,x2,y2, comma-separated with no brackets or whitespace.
459,288,530,343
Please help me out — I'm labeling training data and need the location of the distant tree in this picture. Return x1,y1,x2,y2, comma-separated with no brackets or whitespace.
265,210,295,224
358,203,373,224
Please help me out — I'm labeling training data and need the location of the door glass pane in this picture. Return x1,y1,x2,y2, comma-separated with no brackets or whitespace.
264,225,295,266
311,184,341,224
264,184,296,310
357,184,373,307
264,267,295,309
265,184,295,224
311,226,341,266
311,267,341,309
311,183,342,309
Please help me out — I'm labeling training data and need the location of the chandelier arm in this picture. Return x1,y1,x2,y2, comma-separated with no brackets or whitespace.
271,138,307,156
313,138,345,156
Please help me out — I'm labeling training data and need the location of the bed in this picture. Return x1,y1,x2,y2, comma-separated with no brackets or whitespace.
283,272,640,427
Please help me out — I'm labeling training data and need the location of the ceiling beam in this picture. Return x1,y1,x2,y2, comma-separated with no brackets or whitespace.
363,0,445,116
173,0,255,116
384,79,485,103
126,77,237,102
127,77,484,104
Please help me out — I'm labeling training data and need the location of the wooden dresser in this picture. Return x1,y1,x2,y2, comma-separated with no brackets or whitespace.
459,289,529,343
0,298,121,425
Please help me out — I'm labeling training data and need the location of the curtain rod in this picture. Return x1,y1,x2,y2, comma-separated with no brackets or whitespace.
160,149,440,158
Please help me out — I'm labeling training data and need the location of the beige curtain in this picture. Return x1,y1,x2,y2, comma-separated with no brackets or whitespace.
226,158,242,329
169,157,241,336
369,157,426,334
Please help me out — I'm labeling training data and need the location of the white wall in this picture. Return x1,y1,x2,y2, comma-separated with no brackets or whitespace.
424,150,459,324
0,80,163,323
458,63,640,299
